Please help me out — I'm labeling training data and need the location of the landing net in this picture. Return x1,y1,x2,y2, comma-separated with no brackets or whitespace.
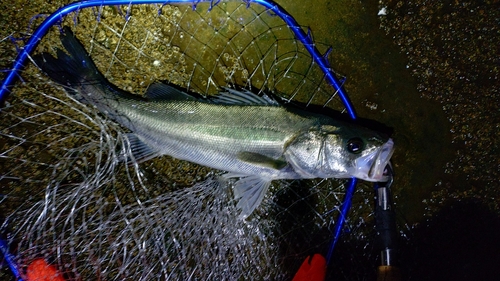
0,1,376,280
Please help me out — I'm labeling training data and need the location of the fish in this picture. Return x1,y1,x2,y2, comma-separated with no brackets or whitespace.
33,27,394,219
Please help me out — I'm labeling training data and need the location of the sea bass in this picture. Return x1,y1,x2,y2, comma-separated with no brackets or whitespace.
34,27,394,219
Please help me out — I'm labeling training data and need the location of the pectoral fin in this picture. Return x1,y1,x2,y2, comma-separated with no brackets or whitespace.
237,151,287,170
232,175,272,219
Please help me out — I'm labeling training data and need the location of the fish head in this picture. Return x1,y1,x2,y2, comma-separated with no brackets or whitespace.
285,124,394,182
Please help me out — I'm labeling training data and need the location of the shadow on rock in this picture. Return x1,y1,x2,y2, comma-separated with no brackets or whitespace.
401,199,500,281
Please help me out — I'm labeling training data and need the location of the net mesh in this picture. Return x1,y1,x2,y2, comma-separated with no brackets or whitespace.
0,2,377,280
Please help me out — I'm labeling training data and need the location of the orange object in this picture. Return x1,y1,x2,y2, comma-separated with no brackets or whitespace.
26,258,65,281
291,253,327,281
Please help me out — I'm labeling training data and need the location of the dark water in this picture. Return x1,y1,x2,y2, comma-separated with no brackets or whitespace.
379,1,500,280
281,0,500,280
281,0,454,222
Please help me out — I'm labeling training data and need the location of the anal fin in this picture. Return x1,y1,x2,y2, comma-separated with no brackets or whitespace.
121,133,161,163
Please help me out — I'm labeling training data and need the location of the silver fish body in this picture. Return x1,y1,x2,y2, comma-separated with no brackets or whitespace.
34,28,394,218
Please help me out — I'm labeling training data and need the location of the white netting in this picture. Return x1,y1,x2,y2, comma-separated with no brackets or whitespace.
0,2,376,280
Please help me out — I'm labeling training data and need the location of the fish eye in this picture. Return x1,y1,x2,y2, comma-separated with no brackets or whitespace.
347,138,364,154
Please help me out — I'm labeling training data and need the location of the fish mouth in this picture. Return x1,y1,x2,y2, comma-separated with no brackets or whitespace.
352,138,394,182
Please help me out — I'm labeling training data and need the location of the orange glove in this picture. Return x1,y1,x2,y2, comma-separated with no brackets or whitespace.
291,253,327,281
26,258,65,281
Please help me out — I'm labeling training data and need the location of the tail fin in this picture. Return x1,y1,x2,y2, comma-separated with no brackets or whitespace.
33,27,143,105
33,27,105,89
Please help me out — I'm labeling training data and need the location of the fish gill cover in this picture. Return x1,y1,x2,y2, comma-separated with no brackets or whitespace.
0,1,382,280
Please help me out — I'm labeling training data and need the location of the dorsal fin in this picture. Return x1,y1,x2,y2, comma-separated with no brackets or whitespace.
212,87,279,106
145,83,279,106
145,83,198,101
